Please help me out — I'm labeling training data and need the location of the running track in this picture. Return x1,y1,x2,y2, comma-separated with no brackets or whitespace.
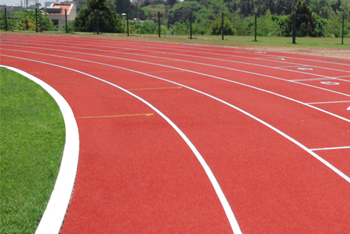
1,34,350,234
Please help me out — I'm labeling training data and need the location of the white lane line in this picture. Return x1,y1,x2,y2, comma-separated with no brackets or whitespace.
3,43,350,96
0,65,80,234
3,39,350,76
308,100,350,105
3,54,350,186
37,37,350,70
1,56,242,234
3,48,350,124
289,78,335,82
311,146,350,151
5,35,349,68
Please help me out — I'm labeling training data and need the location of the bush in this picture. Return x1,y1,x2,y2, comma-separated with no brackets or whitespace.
61,20,75,33
256,10,281,36
207,16,236,35
9,9,57,32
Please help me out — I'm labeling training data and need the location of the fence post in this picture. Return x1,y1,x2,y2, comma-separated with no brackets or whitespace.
65,9,68,33
127,11,129,36
190,11,192,39
4,8,7,32
158,11,161,38
96,10,99,35
35,8,38,33
254,13,257,42
342,14,345,45
221,12,224,40
292,14,296,44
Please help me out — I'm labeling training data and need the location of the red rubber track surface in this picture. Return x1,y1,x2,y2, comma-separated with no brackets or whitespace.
1,34,350,234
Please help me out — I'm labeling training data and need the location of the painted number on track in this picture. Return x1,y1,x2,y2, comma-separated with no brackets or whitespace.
320,81,340,85
298,67,313,70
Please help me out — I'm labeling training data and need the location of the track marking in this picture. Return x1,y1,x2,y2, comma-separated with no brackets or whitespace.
148,70,185,74
289,78,334,82
1,57,242,234
78,113,154,119
320,81,340,85
311,146,350,151
5,35,349,68
308,100,350,105
127,86,182,91
348,106,350,110
4,36,350,70
3,49,350,124
3,44,350,96
3,54,350,187
298,67,314,70
0,65,80,234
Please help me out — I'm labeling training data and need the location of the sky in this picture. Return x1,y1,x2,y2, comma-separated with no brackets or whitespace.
1,0,55,7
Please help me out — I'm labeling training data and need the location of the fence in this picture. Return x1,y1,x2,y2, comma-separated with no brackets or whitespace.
1,7,349,45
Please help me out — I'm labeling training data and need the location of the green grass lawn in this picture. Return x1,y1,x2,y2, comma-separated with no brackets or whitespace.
0,67,65,234
2,31,349,50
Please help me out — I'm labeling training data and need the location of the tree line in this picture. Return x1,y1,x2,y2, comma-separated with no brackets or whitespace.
1,0,349,37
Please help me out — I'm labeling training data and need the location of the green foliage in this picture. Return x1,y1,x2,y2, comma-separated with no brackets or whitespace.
129,21,168,34
115,0,131,15
167,1,204,25
75,0,124,33
256,10,281,36
141,4,165,20
231,12,254,35
0,9,57,32
61,20,75,33
0,12,17,31
292,0,328,37
207,15,236,35
325,11,350,37
271,0,328,37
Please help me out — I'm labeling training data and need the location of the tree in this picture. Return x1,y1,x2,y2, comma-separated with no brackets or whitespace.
74,0,124,33
292,0,328,36
273,0,328,37
167,1,204,25
115,0,130,15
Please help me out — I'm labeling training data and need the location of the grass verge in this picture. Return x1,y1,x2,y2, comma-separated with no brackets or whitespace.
0,67,65,234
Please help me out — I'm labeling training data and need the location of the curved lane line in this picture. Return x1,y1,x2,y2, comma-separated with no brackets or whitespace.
7,35,349,67
2,48,350,123
0,65,80,234
0,57,242,234
3,54,350,185
3,44,350,96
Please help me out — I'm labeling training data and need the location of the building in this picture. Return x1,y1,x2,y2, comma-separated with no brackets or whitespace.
47,3,76,30
0,4,23,12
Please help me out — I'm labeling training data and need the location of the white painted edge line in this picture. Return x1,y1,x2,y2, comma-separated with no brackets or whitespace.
308,100,350,105
0,58,242,234
311,146,350,151
0,65,80,234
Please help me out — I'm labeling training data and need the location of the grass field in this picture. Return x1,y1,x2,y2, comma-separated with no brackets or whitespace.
1,31,349,48
0,67,65,234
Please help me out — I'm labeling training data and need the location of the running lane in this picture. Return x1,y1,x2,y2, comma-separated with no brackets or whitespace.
1,34,350,234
